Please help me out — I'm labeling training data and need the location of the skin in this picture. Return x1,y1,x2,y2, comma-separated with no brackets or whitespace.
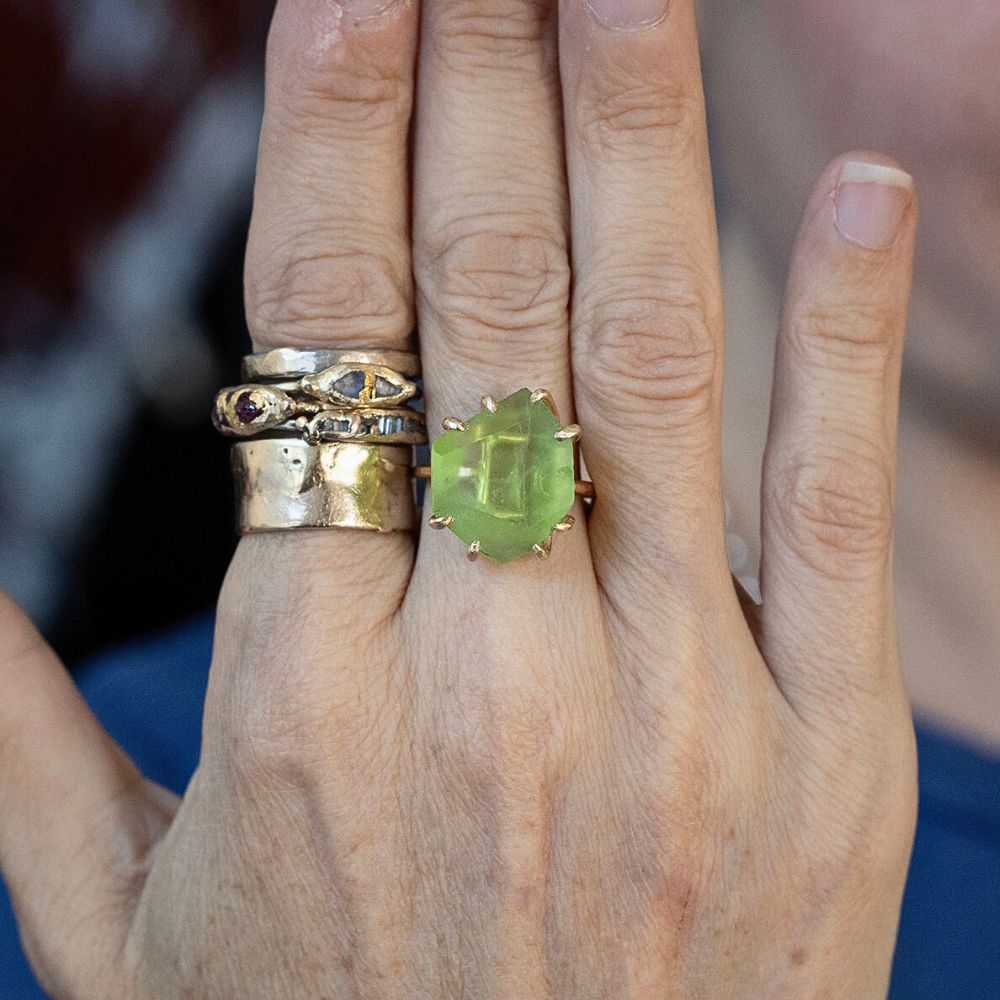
0,0,927,996
701,0,1000,748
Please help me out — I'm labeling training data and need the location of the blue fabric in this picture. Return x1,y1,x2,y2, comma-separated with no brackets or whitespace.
1,617,998,997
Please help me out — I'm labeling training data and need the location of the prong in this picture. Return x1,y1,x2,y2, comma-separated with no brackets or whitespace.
442,416,466,432
467,540,482,561
429,514,453,530
553,514,576,533
532,536,553,560
554,423,581,442
481,395,497,413
530,388,559,417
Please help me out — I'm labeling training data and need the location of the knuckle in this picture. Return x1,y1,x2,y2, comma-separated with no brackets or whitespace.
266,17,408,133
418,225,569,362
576,71,697,155
769,446,894,578
788,301,899,377
246,244,410,347
432,0,552,65
577,288,719,430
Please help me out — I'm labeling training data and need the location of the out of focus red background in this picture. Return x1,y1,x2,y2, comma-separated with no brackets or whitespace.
1,0,273,662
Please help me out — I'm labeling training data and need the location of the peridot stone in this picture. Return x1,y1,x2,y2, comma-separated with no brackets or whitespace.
431,388,575,563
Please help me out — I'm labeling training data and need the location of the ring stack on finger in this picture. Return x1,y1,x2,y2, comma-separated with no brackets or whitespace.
214,348,425,534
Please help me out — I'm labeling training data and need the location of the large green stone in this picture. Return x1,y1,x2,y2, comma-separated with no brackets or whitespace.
431,388,576,563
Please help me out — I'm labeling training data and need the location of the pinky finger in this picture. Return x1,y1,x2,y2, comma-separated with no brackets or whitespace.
758,154,917,720
0,592,177,996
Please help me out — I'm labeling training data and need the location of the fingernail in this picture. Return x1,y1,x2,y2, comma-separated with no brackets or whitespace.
834,161,913,251
585,0,669,31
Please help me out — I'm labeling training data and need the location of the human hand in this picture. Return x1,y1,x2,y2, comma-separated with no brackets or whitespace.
0,0,918,997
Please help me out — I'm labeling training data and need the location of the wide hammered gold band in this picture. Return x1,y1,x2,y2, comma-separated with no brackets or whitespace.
232,439,416,534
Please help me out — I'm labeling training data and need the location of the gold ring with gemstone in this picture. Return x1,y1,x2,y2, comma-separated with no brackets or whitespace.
415,388,594,563
213,384,427,445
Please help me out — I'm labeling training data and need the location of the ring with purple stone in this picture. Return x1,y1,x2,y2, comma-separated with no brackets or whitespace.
413,388,595,564
213,384,427,445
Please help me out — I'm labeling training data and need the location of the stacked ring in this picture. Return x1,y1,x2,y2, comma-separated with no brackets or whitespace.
215,350,597,559
215,348,424,534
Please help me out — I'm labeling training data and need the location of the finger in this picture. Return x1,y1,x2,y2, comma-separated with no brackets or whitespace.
413,0,571,417
759,155,917,717
246,0,418,353
0,592,177,995
411,0,590,573
239,0,421,620
559,0,730,609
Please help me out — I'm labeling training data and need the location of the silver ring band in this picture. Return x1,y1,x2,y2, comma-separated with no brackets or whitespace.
242,347,421,382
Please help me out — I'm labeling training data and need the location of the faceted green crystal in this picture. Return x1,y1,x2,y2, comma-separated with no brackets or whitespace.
431,388,576,563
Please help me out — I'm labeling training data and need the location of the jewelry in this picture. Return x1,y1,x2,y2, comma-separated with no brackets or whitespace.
232,439,416,533
214,385,426,445
284,408,426,445
242,347,421,381
219,347,423,534
417,388,594,563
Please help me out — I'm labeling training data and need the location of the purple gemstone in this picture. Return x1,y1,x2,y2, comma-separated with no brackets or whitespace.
234,391,263,423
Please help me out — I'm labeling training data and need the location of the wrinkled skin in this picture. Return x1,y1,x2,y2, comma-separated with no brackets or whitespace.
0,0,919,997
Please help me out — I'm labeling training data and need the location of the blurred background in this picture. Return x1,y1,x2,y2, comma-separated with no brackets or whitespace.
1,0,273,664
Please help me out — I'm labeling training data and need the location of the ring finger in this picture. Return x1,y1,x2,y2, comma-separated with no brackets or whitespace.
560,0,730,616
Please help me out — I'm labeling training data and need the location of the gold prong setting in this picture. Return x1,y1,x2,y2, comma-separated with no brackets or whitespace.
429,514,453,530
532,536,553,560
481,395,497,413
468,540,482,561
441,416,467,432
554,423,581,442
530,388,558,417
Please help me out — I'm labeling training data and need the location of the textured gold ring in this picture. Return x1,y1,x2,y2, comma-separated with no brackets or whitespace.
232,439,416,533
214,385,427,445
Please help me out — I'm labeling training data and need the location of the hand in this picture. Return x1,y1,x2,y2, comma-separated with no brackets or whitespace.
0,0,919,996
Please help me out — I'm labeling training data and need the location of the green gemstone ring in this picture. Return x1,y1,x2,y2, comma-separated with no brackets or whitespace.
417,388,594,564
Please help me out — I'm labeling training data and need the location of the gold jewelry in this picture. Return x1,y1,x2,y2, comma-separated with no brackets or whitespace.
419,388,594,563
213,385,427,445
220,347,423,534
287,408,426,445
232,439,416,533
242,347,421,381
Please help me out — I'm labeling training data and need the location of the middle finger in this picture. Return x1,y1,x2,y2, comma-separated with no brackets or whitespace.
413,0,573,440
